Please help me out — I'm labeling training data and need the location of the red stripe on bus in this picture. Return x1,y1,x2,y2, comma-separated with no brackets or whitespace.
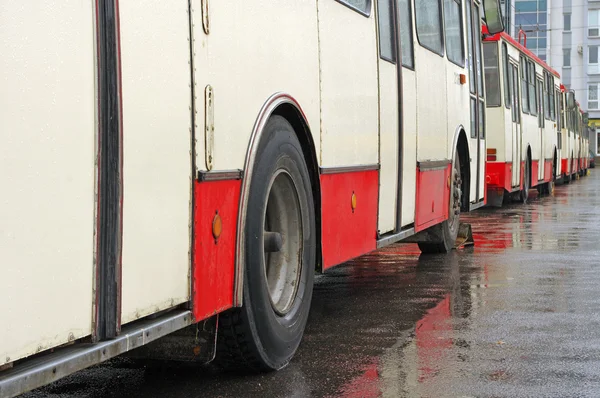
544,160,553,182
561,158,568,175
320,170,378,270
414,164,451,233
192,179,241,321
531,160,539,187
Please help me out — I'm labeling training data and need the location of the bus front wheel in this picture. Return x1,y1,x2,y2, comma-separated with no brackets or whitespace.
418,149,461,254
216,116,315,371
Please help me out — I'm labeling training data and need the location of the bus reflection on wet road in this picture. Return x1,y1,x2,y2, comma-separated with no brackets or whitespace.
26,173,600,398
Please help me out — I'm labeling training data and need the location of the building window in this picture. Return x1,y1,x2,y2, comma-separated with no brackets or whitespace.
564,14,571,31
415,0,444,55
590,10,600,37
589,46,599,75
443,0,464,66
563,48,571,67
398,0,414,68
589,83,599,110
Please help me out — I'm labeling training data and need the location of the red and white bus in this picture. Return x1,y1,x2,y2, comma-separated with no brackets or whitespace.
482,29,561,206
558,91,588,182
0,1,504,395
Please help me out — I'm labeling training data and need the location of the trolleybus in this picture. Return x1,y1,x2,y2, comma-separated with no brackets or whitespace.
0,1,503,396
482,29,561,206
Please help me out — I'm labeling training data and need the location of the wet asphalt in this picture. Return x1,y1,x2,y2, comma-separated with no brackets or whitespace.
24,172,600,398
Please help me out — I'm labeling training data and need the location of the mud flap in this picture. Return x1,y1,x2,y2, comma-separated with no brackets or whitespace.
486,187,505,208
126,315,218,364
454,223,474,249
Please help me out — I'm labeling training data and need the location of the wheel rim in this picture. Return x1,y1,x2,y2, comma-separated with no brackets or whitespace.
448,153,461,235
262,170,303,316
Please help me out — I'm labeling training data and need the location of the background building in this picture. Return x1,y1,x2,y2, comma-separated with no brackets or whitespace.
512,0,598,156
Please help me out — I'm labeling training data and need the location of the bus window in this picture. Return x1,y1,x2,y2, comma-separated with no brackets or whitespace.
503,43,511,109
520,57,529,113
415,0,444,55
336,0,372,15
376,0,396,62
543,72,550,120
398,0,414,68
483,42,501,107
511,64,520,123
528,60,537,116
537,78,544,127
443,0,464,66
549,77,555,120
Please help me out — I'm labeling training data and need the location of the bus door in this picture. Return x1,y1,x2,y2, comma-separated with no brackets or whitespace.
375,0,402,234
466,0,486,203
509,62,521,188
536,76,545,181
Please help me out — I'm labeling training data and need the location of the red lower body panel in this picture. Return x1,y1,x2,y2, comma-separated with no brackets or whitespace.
520,161,524,189
320,170,378,270
485,161,512,192
561,158,569,175
544,160,553,182
193,179,241,321
531,160,539,186
414,164,451,233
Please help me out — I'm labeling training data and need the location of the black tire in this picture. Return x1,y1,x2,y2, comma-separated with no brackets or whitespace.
418,150,461,254
215,116,315,371
520,158,530,204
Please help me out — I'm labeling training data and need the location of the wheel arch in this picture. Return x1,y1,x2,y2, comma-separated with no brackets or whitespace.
452,125,470,212
234,93,321,307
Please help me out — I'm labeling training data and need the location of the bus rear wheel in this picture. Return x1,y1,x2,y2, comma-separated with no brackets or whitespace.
215,116,315,371
418,150,461,254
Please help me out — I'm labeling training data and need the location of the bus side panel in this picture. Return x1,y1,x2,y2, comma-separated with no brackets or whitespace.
320,171,378,270
531,160,539,186
0,2,96,366
193,2,321,172
317,0,379,168
193,179,241,321
414,165,451,233
119,1,192,324
544,159,553,182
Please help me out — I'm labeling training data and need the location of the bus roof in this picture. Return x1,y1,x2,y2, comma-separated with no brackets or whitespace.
482,25,560,79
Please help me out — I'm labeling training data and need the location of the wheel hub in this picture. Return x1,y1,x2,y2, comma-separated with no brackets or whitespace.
263,170,303,316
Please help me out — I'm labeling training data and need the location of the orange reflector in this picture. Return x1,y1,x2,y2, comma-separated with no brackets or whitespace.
487,148,497,155
487,155,497,161
459,74,467,85
212,212,222,240
351,192,357,211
